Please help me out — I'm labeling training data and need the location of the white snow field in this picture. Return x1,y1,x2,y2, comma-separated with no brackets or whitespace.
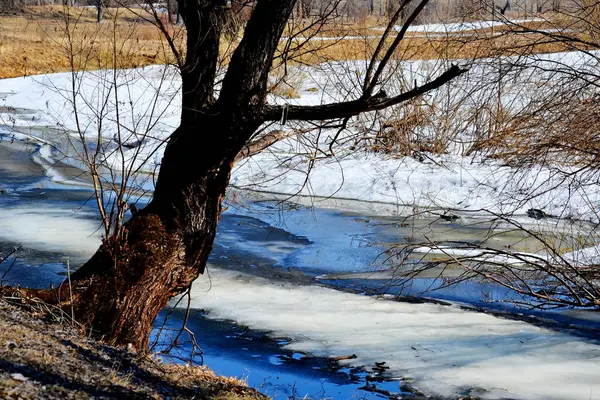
1,49,599,220
385,18,544,33
188,267,600,400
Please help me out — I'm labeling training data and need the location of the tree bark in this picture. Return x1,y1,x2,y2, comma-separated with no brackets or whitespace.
63,117,238,350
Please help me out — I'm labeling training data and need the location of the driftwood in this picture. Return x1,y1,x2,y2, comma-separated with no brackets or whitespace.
328,354,357,361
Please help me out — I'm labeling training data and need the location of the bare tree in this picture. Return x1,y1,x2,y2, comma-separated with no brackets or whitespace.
97,0,102,22
18,0,464,350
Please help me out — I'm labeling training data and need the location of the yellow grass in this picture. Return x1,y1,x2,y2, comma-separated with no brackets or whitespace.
0,6,594,79
0,6,179,78
286,17,586,64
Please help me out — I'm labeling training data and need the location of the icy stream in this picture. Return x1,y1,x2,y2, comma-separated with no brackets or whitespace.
0,139,599,399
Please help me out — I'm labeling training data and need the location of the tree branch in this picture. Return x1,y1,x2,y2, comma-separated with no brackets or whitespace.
262,64,467,122
218,0,296,111
178,0,227,119
144,1,183,68
363,0,428,97
233,129,292,164
363,0,413,93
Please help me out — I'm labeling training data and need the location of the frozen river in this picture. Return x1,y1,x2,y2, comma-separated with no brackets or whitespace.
0,139,599,399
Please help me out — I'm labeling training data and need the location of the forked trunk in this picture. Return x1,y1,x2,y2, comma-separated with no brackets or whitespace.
14,0,452,351
21,0,296,351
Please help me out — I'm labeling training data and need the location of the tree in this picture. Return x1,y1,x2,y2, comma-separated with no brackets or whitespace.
23,0,464,350
97,0,102,22
0,0,21,11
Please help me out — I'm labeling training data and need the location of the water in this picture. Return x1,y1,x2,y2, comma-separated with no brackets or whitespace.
1,138,599,399
153,308,410,400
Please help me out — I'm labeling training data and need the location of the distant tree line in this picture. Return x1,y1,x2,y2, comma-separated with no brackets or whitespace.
291,0,576,23
0,0,577,18
0,0,134,12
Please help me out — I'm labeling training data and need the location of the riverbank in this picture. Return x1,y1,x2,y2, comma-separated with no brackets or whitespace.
0,297,264,399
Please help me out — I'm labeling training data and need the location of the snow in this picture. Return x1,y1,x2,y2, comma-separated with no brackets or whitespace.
1,49,599,222
187,267,600,400
0,205,101,257
369,18,544,34
563,245,600,267
412,245,545,265
232,149,600,221
405,19,539,33
232,50,600,221
0,65,180,172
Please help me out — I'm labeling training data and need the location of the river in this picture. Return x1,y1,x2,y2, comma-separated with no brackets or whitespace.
0,139,599,400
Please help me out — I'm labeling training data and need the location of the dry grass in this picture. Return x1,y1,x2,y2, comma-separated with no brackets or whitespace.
0,6,180,79
0,297,265,399
291,28,585,65
0,6,593,79
365,99,448,156
477,97,600,166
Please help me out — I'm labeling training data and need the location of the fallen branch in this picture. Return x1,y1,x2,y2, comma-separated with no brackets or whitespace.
328,354,357,361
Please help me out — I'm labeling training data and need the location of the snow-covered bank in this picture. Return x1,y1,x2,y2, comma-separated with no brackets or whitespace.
189,267,600,400
2,50,600,221
378,18,544,33
232,150,600,220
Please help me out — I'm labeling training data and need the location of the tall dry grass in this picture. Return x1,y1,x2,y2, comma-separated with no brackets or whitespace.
0,6,588,79
0,6,179,78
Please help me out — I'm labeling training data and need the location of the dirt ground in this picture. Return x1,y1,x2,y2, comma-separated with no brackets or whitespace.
0,297,265,399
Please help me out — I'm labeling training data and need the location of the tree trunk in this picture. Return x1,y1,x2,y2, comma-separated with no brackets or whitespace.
97,0,102,23
47,0,294,351
16,0,460,352
62,113,256,350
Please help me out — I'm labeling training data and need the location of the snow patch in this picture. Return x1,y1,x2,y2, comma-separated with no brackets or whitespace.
0,205,101,256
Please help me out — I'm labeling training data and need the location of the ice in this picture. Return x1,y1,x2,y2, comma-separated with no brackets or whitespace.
187,267,600,400
0,205,101,256
0,65,180,173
